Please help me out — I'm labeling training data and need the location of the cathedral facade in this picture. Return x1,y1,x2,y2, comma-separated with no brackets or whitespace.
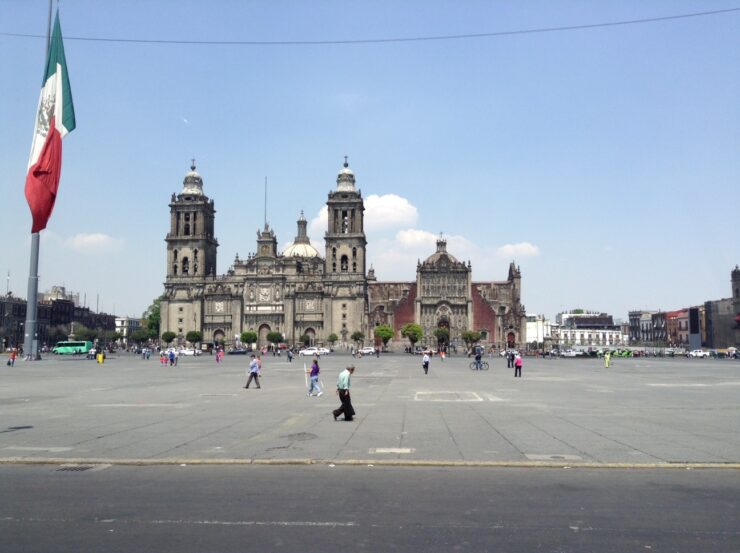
160,161,526,350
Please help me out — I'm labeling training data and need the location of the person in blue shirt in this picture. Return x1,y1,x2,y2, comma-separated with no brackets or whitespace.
244,354,261,389
332,365,356,421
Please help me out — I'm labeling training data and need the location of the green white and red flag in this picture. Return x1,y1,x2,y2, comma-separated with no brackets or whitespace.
25,11,75,233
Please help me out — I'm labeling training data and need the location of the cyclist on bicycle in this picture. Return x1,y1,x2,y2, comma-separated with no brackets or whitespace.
474,346,483,370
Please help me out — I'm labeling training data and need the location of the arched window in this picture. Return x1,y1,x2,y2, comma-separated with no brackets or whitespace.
341,255,348,272
173,249,178,261
352,247,357,259
173,264,178,275
352,262,357,272
332,262,336,272
184,223,190,236
182,257,190,275
332,248,337,259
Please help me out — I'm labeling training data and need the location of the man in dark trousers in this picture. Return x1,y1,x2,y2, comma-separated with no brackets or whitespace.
332,364,356,421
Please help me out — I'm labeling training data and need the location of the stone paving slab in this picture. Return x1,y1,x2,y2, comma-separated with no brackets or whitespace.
1,352,739,467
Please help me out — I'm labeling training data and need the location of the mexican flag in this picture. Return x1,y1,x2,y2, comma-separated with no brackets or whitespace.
25,11,75,233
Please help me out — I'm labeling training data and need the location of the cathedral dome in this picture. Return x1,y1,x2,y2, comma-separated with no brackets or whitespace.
423,236,459,265
182,161,203,195
283,242,320,258
283,211,320,258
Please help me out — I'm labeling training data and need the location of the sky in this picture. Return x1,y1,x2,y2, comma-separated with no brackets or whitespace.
1,0,738,321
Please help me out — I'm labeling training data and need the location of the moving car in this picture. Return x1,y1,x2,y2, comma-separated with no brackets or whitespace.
688,349,710,358
317,347,331,355
299,347,319,357
180,348,201,356
358,346,376,355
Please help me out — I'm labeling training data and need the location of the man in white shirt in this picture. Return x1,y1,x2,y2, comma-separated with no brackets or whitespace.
332,365,356,421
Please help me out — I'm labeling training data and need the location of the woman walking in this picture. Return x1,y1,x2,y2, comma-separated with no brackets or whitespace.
514,353,523,377
307,358,322,397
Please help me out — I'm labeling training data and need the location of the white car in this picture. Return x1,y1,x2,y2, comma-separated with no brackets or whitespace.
180,348,200,356
688,349,710,358
299,347,319,357
317,347,331,355
358,346,376,355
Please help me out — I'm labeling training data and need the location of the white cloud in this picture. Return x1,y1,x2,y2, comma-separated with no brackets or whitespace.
395,228,437,249
308,206,328,243
496,242,540,258
65,233,125,254
364,194,418,231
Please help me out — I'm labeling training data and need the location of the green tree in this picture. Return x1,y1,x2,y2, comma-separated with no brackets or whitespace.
401,323,423,350
461,330,481,350
161,331,176,345
374,324,394,349
75,325,97,342
433,327,450,350
130,328,150,344
142,296,164,339
266,331,283,349
186,331,202,344
241,331,257,345
350,331,365,347
327,333,338,346
299,334,311,346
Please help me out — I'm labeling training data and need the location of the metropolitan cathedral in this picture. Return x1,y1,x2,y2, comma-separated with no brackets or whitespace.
160,160,526,350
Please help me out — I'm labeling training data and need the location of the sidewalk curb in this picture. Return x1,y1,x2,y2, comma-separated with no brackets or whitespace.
2,457,740,469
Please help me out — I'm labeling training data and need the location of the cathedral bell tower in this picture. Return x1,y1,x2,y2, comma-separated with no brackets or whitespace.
161,162,219,342
165,162,218,279
324,157,368,342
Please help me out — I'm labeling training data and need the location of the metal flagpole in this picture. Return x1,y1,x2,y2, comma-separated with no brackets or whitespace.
23,0,53,361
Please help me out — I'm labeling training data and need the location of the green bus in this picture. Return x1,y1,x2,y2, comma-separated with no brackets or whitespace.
52,340,93,355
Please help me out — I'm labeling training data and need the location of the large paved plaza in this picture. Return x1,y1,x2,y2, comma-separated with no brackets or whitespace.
1,351,739,466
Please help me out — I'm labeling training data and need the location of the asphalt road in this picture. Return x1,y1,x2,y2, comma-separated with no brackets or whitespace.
2,464,739,553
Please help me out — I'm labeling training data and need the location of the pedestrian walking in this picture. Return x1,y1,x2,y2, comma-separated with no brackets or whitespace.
507,350,515,368
514,353,523,377
244,354,261,389
332,364,356,421
8,348,17,366
287,349,293,363
422,352,430,374
307,358,322,397
604,351,611,368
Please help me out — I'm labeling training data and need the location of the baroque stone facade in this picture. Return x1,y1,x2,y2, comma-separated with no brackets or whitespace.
160,161,526,349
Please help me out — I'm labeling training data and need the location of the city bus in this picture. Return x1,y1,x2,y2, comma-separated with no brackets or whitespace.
52,340,93,355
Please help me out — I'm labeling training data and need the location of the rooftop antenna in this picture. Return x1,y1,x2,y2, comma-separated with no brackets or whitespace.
6,270,9,296
264,176,268,229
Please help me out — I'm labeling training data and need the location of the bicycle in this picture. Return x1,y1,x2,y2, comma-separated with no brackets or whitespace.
469,361,489,370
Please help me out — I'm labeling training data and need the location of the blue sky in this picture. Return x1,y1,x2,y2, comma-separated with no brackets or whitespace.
1,1,738,320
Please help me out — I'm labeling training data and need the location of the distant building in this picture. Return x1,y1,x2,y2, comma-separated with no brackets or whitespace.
525,314,557,349
0,292,114,351
115,317,141,346
555,311,625,348
161,161,527,350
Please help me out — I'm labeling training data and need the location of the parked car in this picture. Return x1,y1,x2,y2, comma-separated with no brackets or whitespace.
180,348,201,356
358,346,376,355
688,349,711,358
299,347,319,357
561,349,584,357
227,348,250,355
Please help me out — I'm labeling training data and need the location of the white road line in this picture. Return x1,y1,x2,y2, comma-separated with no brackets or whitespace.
3,446,73,452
